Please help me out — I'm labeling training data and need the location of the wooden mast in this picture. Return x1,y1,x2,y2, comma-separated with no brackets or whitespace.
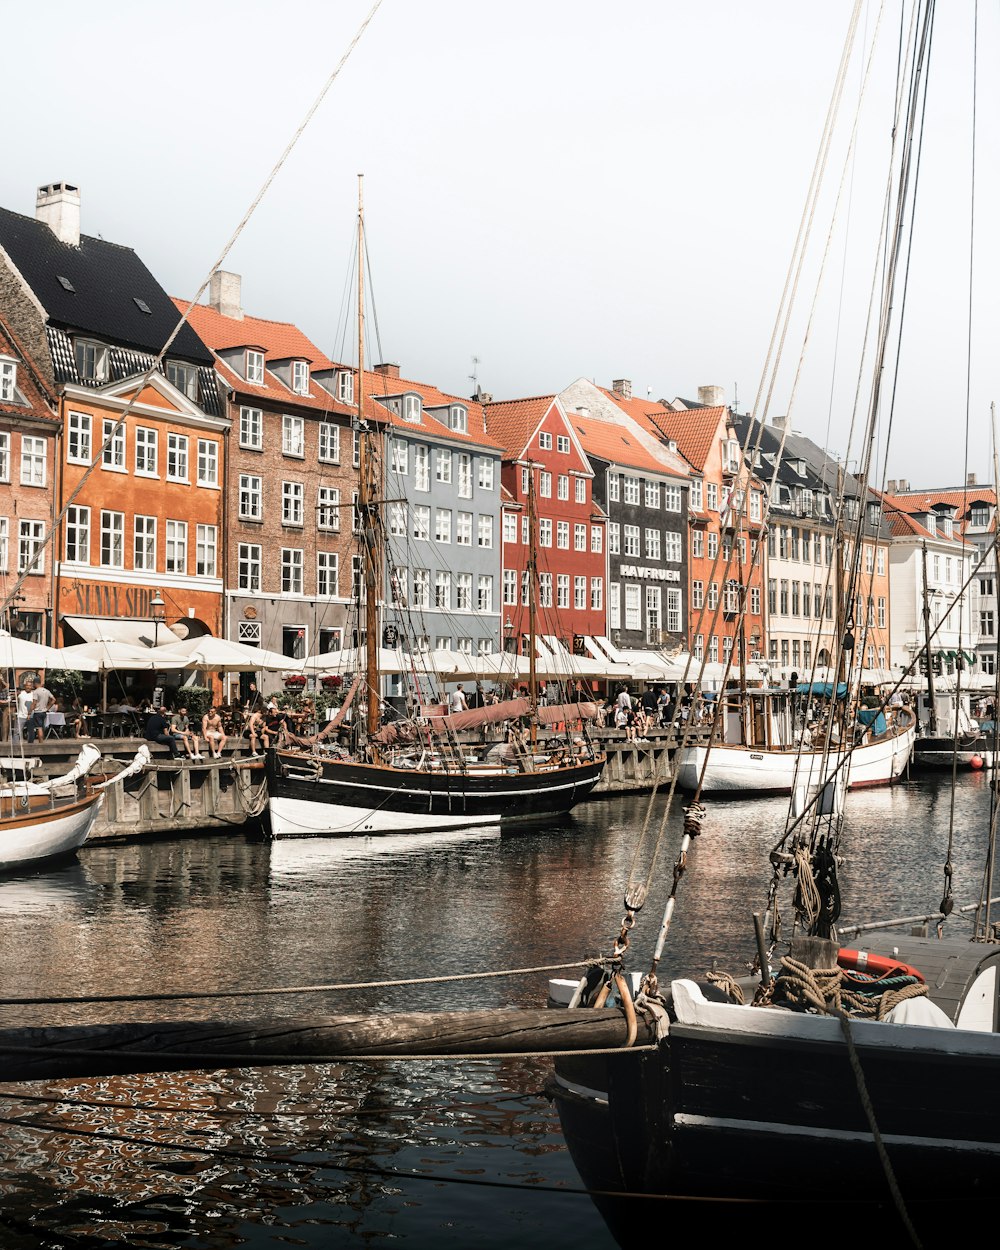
921,539,938,735
356,175,381,744
526,461,538,741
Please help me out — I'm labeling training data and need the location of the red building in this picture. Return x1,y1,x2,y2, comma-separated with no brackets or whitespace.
485,395,606,653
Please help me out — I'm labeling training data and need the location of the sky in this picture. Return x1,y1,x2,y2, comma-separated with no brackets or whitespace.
3,1,998,490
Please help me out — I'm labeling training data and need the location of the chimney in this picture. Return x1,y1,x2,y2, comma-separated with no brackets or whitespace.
898,478,910,491
36,182,80,247
698,384,725,407
771,414,789,431
968,471,977,487
209,270,243,320
374,362,400,379
574,405,590,418
612,378,632,400
886,479,897,494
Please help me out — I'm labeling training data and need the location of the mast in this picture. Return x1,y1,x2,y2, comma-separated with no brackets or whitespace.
356,174,381,744
526,462,538,741
921,539,938,735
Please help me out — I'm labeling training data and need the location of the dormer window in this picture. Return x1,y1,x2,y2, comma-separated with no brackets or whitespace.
722,438,740,473
337,370,354,404
165,360,199,401
403,394,421,423
246,349,265,385
0,357,16,403
924,513,937,535
75,338,108,383
450,404,468,433
971,503,992,527
941,516,953,538
292,360,310,395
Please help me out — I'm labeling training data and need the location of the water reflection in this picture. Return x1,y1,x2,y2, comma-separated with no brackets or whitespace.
0,775,992,1246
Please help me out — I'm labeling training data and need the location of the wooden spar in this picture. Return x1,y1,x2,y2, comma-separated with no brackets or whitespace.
527,462,538,740
0,1008,656,1082
921,540,938,735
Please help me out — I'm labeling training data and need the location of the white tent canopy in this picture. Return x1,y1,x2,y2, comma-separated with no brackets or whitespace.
153,634,295,673
0,630,100,673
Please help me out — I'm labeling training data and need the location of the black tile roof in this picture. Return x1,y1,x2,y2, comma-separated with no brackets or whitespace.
0,207,213,365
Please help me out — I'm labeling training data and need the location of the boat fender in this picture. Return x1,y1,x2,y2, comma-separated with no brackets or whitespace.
971,754,985,770
837,948,925,982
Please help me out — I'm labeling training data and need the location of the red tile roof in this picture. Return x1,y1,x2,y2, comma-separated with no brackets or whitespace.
635,404,728,471
878,491,968,542
572,412,684,476
483,395,557,459
890,485,997,532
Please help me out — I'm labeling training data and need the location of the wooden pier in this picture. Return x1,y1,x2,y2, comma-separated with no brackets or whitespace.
10,727,707,845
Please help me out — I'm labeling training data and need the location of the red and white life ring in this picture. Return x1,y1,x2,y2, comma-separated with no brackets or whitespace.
837,948,925,982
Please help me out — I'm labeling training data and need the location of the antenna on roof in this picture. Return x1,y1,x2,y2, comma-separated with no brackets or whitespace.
469,355,480,388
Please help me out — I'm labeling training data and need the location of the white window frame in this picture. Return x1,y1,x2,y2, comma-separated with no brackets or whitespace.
18,519,45,574
281,547,303,594
282,480,304,526
165,520,188,574
20,435,46,485
317,550,339,597
64,505,90,564
167,433,189,482
238,542,262,592
240,406,263,450
133,514,157,571
135,426,158,476
292,360,310,395
239,474,263,521
456,512,473,546
246,350,265,384
100,510,125,568
282,414,305,458
478,458,494,490
197,438,219,486
319,422,340,463
67,412,92,465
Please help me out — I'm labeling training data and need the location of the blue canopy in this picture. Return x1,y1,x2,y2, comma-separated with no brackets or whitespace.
858,707,887,735
796,682,848,698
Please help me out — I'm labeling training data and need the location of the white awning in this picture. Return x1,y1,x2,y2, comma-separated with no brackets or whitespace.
62,616,183,648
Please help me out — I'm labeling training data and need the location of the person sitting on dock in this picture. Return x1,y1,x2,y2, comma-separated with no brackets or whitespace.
170,707,202,760
145,707,181,759
202,707,228,759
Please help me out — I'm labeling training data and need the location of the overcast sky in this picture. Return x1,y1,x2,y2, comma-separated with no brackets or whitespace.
3,1,997,490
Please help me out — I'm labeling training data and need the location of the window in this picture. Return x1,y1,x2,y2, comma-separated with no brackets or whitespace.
238,406,263,450
478,458,494,490
167,433,188,481
692,530,703,559
337,371,354,404
196,524,217,577
539,431,553,450
456,511,473,545
21,436,46,485
166,520,187,574
457,453,472,498
64,505,90,564
539,518,553,546
877,546,886,575
99,419,124,471
981,611,995,637
557,434,570,453
412,505,430,541
503,513,518,544
521,467,530,495
558,475,569,501
706,482,719,511
623,476,640,505
134,515,156,571
644,480,659,508
557,574,570,610
246,350,265,384
282,414,304,457
389,502,406,536
724,581,740,613
477,575,493,612
317,551,338,597
455,573,472,610
401,394,421,422
779,580,789,613
391,440,409,475
100,510,125,568
282,481,304,526
522,517,530,543
436,449,452,483
239,474,263,520
575,477,586,503
281,548,303,593
574,576,587,610
750,586,761,615
707,583,719,610
134,426,158,475
877,596,886,628
608,472,620,502
574,523,587,551
791,582,800,615
645,528,661,560
503,569,517,606
291,360,309,395
591,526,603,553
750,491,762,522
448,404,468,434
319,422,340,463
353,430,361,469
664,484,682,512
18,520,44,574
540,471,552,498
608,523,620,554
666,588,682,634
413,568,430,609
624,583,641,629
166,360,199,400
692,580,704,609
0,357,15,402
665,531,682,563
75,339,108,382
624,525,640,557
478,515,493,548
539,572,553,608
557,520,570,549
435,570,451,608
197,439,218,486
707,531,718,559
238,543,262,591
67,412,91,464
435,509,452,543
591,577,603,610
689,480,703,511
318,486,340,531
414,444,430,491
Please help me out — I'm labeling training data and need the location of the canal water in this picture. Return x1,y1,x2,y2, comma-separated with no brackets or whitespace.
0,772,994,1248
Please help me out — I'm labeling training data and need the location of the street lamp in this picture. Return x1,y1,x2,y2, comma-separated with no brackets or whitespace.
150,591,166,648
504,614,514,653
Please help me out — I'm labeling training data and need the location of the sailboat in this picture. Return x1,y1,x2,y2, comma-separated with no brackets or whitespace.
264,182,606,839
547,7,1000,1239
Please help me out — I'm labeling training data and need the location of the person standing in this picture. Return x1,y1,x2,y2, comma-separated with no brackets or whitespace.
450,684,469,714
30,679,54,743
16,681,33,742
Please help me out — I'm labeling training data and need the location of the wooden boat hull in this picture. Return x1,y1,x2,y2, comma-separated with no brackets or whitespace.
264,749,606,837
674,722,915,794
550,935,1000,1240
0,790,104,872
